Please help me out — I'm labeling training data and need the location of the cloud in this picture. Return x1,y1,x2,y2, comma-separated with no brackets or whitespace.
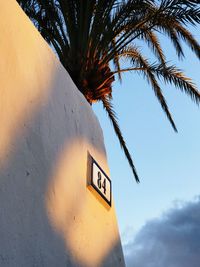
124,197,200,267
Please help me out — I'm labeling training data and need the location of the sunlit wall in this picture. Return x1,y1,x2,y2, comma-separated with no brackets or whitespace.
0,1,125,266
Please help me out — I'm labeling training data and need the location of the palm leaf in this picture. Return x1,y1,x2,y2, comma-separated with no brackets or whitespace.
102,97,140,182
17,0,200,182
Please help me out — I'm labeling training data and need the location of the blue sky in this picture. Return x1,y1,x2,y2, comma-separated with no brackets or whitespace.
93,26,200,265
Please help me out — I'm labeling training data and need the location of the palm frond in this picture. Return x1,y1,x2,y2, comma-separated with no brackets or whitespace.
141,30,166,65
117,46,178,131
102,97,140,182
173,22,200,59
17,0,200,182
149,64,200,104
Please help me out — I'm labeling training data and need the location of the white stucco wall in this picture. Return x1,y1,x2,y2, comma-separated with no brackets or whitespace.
0,1,125,266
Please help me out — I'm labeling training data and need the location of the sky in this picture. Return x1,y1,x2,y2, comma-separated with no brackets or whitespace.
93,27,200,266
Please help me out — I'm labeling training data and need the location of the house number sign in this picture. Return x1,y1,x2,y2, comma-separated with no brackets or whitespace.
90,157,112,206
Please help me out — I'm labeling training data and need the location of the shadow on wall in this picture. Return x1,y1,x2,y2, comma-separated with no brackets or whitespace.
0,46,123,267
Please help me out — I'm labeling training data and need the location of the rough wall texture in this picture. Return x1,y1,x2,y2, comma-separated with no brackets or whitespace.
0,1,125,266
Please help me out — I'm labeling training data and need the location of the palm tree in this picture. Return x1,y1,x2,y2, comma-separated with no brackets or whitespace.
17,0,200,182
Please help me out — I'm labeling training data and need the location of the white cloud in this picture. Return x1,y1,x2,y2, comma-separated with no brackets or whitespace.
124,197,200,267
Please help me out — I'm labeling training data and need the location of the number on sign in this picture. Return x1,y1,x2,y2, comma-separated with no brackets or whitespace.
97,171,102,189
97,171,106,194
102,178,106,194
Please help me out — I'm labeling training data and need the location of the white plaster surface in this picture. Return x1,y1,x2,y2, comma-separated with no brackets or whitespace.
0,1,125,266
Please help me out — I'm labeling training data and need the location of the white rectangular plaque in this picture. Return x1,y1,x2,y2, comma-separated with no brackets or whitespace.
90,157,112,206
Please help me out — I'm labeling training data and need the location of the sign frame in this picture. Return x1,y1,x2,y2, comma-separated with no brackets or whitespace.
90,156,112,207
